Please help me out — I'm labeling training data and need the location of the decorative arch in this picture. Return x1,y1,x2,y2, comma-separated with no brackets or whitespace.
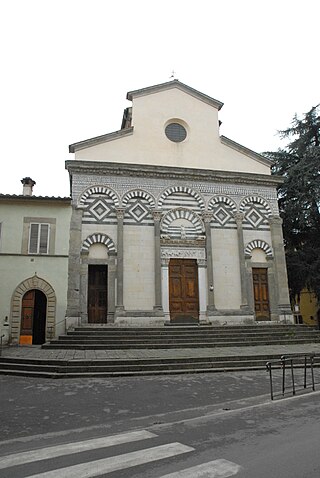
158,186,205,210
122,189,156,208
79,186,120,206
208,195,237,212
161,208,204,235
11,274,56,343
245,239,273,257
239,196,272,216
82,233,116,253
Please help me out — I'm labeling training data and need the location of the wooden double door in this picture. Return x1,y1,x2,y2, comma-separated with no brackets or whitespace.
252,268,270,321
169,259,199,322
88,265,108,323
21,289,47,344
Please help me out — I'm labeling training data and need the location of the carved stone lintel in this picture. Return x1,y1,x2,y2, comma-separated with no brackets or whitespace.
161,247,205,260
160,238,206,247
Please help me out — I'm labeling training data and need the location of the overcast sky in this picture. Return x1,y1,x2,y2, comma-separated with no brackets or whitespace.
1,0,319,197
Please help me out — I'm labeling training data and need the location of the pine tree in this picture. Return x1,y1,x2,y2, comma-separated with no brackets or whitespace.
266,105,320,302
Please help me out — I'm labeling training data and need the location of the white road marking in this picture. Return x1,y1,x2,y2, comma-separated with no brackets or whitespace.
0,429,156,470
159,458,241,477
23,442,194,478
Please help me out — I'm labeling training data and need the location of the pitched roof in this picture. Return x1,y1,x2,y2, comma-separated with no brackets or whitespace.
127,79,224,110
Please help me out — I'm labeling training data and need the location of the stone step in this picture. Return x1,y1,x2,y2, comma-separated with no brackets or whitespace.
65,330,319,337
57,333,320,341
73,325,313,332
1,354,319,378
42,338,320,349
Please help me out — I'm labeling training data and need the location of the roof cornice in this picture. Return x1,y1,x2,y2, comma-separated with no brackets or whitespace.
220,136,273,167
69,127,134,153
65,160,283,187
0,194,71,204
127,80,224,110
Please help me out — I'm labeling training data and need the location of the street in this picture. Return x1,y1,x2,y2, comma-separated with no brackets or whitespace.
1,370,320,477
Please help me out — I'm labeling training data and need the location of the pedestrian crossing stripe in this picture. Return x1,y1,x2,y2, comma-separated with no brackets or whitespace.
159,458,241,477
0,429,157,470
20,442,195,478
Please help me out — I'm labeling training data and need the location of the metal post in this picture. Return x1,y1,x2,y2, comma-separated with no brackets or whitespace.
311,354,315,391
291,359,296,396
0,334,4,357
304,355,307,389
281,356,286,396
266,362,274,400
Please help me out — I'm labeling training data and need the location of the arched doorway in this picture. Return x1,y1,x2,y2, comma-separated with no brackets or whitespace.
20,290,47,345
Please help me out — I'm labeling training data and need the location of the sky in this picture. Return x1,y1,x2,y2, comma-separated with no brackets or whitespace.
1,0,319,197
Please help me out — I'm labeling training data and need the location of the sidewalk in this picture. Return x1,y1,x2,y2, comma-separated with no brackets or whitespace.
2,342,320,361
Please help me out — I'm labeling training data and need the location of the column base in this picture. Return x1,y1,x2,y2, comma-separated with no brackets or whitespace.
65,316,81,331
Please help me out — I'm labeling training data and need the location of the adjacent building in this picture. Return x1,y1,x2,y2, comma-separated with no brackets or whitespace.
0,178,71,344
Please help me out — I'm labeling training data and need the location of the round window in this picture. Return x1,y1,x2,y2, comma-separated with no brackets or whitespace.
165,123,187,143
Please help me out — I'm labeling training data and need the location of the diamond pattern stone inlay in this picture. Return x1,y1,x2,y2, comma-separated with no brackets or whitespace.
128,201,149,222
246,207,264,227
214,206,231,226
89,200,111,221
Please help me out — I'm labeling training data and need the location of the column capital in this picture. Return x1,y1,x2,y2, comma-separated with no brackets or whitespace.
161,258,170,267
201,211,213,223
268,215,283,226
197,259,207,267
152,210,163,222
233,212,244,224
115,208,126,219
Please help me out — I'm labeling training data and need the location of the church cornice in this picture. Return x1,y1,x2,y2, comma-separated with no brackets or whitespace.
220,136,273,167
69,127,134,153
65,160,284,187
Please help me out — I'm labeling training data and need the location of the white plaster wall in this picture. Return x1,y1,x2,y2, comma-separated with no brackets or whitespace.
212,229,242,309
123,226,155,310
75,88,270,176
0,202,71,255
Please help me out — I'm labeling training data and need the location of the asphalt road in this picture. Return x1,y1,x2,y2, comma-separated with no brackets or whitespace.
1,370,320,477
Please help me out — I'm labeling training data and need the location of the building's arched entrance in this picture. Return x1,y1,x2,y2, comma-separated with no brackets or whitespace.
20,290,47,344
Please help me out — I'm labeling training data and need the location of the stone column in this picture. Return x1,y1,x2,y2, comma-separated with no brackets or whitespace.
269,215,292,320
161,257,170,323
152,210,163,311
80,251,89,324
66,206,84,327
234,213,249,308
107,251,116,322
245,265,255,314
197,259,208,324
115,208,125,312
202,212,215,311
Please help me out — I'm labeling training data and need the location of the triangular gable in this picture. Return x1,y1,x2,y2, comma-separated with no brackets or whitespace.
127,79,224,110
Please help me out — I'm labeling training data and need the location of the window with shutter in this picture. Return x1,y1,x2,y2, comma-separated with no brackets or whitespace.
28,223,50,254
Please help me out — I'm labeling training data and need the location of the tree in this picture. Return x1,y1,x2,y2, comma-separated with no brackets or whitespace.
265,105,320,302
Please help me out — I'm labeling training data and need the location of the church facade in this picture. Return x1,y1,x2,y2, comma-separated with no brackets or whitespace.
65,80,292,327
